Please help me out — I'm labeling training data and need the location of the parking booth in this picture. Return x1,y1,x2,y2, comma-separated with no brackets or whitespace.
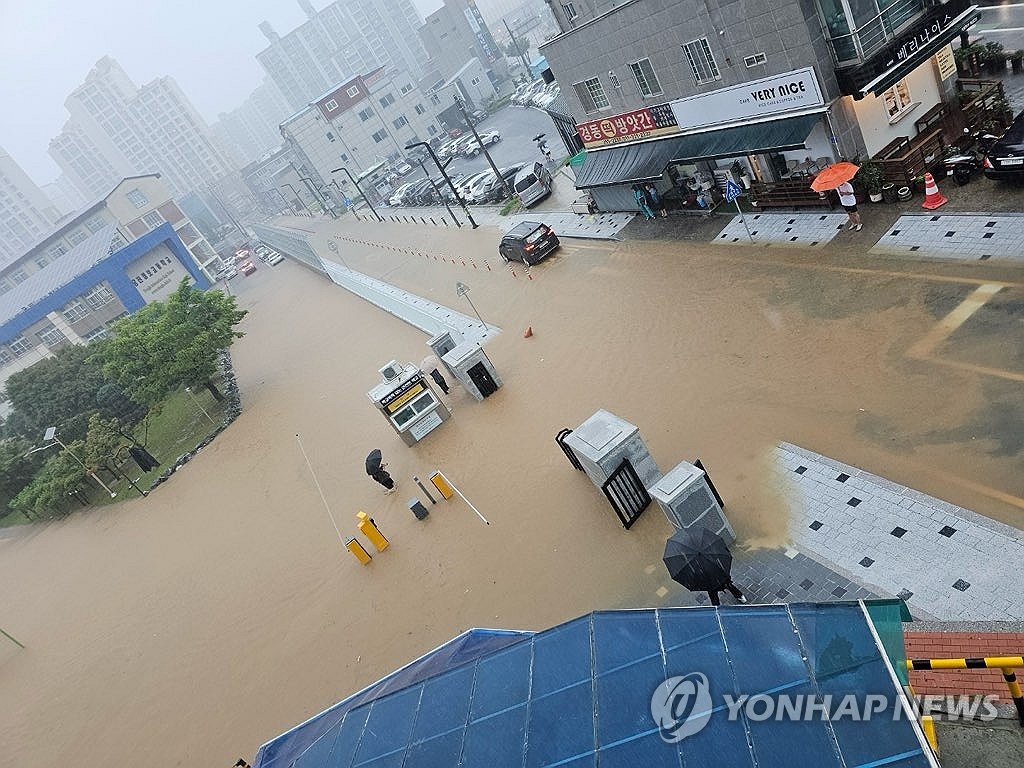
367,360,451,446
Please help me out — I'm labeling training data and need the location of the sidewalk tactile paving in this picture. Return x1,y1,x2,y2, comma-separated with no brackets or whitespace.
777,442,1024,621
871,213,1024,261
713,212,849,247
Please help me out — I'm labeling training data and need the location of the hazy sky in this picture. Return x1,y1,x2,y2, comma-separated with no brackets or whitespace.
0,0,441,186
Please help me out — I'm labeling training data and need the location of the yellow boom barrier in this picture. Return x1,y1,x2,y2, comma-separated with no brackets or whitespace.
906,656,1024,726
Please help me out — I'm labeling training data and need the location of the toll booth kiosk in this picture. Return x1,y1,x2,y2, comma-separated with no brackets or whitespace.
368,360,451,446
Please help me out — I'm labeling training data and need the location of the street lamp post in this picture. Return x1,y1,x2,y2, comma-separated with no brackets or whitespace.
452,94,514,200
455,281,487,328
43,426,117,498
184,386,216,425
331,166,383,223
299,176,337,219
327,181,352,218
418,159,460,227
280,183,312,216
406,141,478,229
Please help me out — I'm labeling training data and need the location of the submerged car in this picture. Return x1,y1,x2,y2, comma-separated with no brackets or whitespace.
983,109,1024,180
498,221,560,265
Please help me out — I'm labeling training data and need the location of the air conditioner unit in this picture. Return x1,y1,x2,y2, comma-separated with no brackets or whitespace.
379,360,404,381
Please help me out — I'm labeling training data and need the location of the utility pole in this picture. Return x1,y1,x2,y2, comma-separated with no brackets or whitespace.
406,142,477,229
452,95,514,200
503,18,531,74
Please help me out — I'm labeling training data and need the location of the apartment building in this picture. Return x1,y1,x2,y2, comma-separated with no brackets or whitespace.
212,78,294,168
0,147,59,267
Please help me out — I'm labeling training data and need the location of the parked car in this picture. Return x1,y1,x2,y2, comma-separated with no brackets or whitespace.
983,109,1024,180
513,161,554,207
532,83,561,108
436,140,461,162
465,171,498,204
234,248,254,264
216,266,238,281
239,260,258,276
480,131,501,147
498,221,560,265
388,182,416,206
474,163,526,204
456,171,492,201
412,179,441,205
470,108,487,125
258,248,285,265
392,160,414,177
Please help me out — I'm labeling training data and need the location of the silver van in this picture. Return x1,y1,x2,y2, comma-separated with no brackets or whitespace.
513,162,553,208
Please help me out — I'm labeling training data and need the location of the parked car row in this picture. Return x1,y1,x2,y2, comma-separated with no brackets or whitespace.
384,161,530,208
436,131,502,162
511,80,560,109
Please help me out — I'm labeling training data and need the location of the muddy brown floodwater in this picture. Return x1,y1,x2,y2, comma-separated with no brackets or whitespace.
1,221,1021,768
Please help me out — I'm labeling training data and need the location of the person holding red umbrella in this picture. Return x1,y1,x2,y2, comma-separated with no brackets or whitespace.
810,161,862,232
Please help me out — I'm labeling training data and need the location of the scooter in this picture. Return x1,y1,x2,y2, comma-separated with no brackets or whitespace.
944,129,1000,185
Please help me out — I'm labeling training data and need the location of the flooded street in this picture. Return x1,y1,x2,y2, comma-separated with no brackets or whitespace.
1,220,1022,768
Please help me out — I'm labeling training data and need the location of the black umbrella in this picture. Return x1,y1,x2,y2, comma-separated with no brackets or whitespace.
663,527,733,593
365,449,383,476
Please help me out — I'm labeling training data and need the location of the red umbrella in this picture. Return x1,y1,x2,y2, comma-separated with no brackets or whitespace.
810,161,860,191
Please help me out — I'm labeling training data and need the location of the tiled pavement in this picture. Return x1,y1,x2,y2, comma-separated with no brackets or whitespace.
375,204,634,240
871,213,1024,262
778,442,1024,622
713,212,850,247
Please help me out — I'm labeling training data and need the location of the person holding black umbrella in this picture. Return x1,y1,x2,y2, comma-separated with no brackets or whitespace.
365,449,396,495
663,527,747,606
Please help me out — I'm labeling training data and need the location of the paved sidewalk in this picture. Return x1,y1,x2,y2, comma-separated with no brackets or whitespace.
778,442,1024,622
871,213,1024,262
374,204,634,240
713,212,850,248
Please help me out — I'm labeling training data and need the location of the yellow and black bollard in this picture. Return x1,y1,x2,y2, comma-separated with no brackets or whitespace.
356,511,389,552
429,471,454,500
907,655,1024,726
345,537,372,565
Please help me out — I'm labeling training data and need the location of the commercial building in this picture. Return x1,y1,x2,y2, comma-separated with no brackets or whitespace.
48,57,235,200
0,173,221,302
540,0,980,210
256,0,428,114
0,147,59,267
280,68,445,203
0,221,209,410
419,0,510,88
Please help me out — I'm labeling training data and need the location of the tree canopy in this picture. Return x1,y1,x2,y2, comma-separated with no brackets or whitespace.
96,279,247,403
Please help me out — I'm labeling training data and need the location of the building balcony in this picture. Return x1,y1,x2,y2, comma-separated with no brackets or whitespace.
819,0,931,66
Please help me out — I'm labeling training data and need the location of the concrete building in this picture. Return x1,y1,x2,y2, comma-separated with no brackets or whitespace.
540,0,979,210
212,78,294,168
0,147,59,267
241,147,297,213
419,0,509,88
0,174,221,303
0,222,210,410
40,175,90,218
435,58,500,116
281,68,444,202
256,0,428,114
48,57,235,200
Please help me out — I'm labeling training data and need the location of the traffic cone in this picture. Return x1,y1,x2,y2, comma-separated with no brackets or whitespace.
921,172,947,210
523,326,533,338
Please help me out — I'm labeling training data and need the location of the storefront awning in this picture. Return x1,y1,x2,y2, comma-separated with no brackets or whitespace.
573,113,821,189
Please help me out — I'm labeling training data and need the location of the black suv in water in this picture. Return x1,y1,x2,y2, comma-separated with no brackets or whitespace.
498,221,560,265
983,109,1024,180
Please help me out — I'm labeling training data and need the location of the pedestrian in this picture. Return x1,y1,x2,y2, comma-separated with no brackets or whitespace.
371,463,396,495
645,183,668,218
632,185,655,220
706,579,748,606
836,180,862,231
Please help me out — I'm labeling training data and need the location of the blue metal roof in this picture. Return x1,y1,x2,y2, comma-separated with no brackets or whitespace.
252,603,934,768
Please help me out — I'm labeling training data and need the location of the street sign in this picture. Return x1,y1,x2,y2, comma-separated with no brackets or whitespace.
725,179,743,202
344,197,353,207
456,282,470,297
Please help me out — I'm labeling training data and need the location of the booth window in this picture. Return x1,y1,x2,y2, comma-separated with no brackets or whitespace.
562,2,578,22
683,37,721,85
573,77,609,113
882,79,914,122
391,391,437,428
630,58,662,97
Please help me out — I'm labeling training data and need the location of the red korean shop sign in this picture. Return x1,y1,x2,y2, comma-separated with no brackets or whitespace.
576,104,680,149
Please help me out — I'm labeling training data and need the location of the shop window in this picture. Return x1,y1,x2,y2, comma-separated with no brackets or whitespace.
573,76,609,114
683,37,721,85
882,79,914,121
629,58,662,97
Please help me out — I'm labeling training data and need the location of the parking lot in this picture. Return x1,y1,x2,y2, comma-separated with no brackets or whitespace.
382,103,558,207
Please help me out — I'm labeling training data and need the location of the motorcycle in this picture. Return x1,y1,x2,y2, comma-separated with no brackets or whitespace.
944,129,1000,185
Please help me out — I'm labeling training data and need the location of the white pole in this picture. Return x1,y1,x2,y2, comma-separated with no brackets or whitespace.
54,435,116,498
735,199,754,243
185,387,216,424
295,433,346,548
447,476,490,526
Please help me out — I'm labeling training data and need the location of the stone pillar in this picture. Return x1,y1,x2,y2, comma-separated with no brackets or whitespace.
563,409,661,491
441,342,502,401
650,461,735,543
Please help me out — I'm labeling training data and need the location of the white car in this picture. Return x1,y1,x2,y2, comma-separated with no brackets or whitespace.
393,161,413,176
465,171,498,204
479,131,501,146
388,182,416,206
456,171,492,201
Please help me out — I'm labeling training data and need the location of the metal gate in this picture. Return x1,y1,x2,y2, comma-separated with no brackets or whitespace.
601,459,650,529
555,428,583,471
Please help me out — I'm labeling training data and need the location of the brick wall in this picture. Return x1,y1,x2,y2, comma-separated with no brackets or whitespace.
904,631,1024,701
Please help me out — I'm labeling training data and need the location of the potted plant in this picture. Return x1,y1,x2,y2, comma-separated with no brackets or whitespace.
855,161,885,202
983,41,1006,75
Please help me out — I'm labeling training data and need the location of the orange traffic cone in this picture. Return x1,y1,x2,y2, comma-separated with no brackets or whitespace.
523,326,533,338
921,172,947,210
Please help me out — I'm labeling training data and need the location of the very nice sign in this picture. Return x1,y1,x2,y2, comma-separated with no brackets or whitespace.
671,67,823,131
575,68,823,149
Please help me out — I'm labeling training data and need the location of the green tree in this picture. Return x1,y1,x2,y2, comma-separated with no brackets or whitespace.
9,440,88,520
504,36,530,58
97,279,247,404
2,344,110,442
83,414,123,473
0,438,39,514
